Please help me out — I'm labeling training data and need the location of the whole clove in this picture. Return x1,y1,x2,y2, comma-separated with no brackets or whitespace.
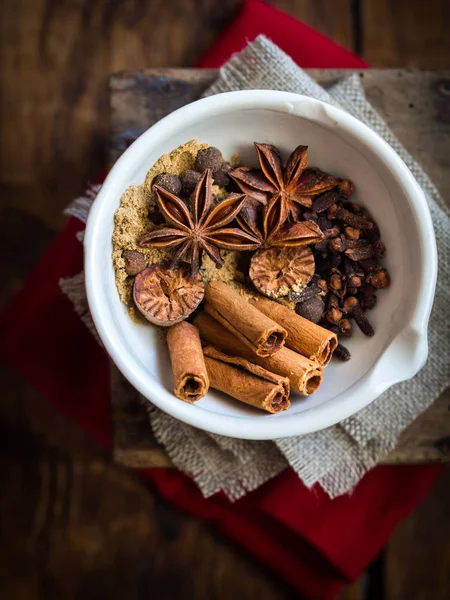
345,202,370,216
326,307,343,324
372,241,386,259
334,344,351,361
358,258,379,273
343,296,359,312
328,293,340,309
353,304,375,336
315,253,342,276
334,206,374,229
323,226,341,239
303,210,318,222
367,267,390,289
362,283,377,294
343,259,364,288
343,297,374,336
326,203,339,218
328,268,346,297
343,258,363,277
325,293,343,324
328,235,345,253
339,318,353,337
318,215,333,230
365,223,381,243
316,278,328,294
313,190,340,213
348,274,363,288
345,244,375,261
344,238,371,249
359,289,377,310
338,179,354,197
343,226,360,240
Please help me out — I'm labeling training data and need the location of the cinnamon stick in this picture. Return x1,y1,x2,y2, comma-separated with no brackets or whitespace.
194,312,323,396
203,346,290,413
250,297,338,365
204,281,286,357
166,321,209,402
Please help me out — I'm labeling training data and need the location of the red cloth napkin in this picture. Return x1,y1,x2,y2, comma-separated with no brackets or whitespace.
0,4,441,598
197,0,369,69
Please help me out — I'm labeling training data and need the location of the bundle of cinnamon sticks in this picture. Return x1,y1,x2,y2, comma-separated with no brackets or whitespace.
166,282,338,414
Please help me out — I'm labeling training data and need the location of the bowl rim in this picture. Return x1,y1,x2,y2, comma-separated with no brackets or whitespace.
84,89,437,440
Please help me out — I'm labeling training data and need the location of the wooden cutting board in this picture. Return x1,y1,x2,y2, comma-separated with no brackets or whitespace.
109,68,450,469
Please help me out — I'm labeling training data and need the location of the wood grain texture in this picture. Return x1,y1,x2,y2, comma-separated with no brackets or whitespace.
1,2,450,598
110,68,450,469
110,69,217,164
0,360,299,600
386,469,450,600
362,0,450,68
275,0,355,50
0,0,241,231
112,366,172,468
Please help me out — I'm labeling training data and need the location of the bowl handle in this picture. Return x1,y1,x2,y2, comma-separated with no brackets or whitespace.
365,325,429,396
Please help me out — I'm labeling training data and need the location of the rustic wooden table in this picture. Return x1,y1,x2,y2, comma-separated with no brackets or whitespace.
110,68,450,470
2,1,450,596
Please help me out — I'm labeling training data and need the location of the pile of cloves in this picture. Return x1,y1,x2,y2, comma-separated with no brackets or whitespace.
290,189,390,361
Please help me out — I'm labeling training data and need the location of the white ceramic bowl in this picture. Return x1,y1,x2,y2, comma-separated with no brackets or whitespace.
84,90,437,440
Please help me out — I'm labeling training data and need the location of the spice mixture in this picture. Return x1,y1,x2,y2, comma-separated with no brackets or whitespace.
112,139,391,411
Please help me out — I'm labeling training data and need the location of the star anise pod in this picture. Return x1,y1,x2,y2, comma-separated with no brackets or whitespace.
237,195,324,248
139,169,260,279
230,143,340,220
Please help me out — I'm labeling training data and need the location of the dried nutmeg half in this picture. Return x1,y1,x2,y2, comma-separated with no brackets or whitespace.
249,246,315,298
134,262,204,326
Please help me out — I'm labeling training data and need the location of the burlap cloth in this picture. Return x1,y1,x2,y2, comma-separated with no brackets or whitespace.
62,36,450,500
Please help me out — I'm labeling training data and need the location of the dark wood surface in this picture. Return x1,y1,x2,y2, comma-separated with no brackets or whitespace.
2,1,450,599
362,0,450,67
0,367,302,600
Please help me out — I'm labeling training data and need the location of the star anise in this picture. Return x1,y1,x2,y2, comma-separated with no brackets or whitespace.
230,143,340,220
139,169,260,279
237,195,324,248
